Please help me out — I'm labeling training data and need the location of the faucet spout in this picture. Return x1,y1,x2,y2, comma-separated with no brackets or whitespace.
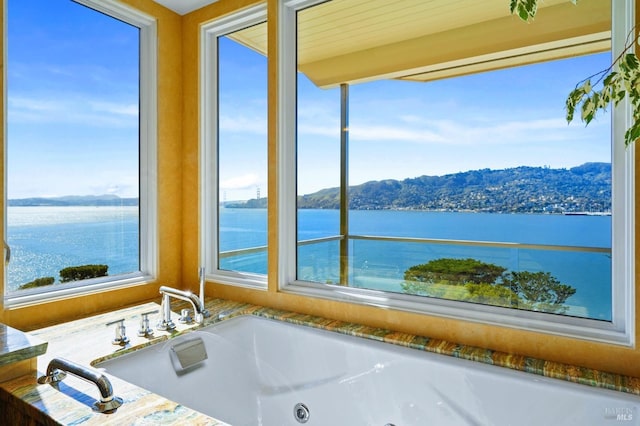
158,285,204,330
37,357,123,413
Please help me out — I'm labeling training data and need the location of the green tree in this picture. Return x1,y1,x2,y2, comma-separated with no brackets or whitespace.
403,258,506,285
501,271,576,314
402,258,508,300
402,258,576,314
18,276,55,290
59,264,108,283
464,282,521,308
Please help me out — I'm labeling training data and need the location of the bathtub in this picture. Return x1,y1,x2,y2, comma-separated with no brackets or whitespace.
95,315,639,425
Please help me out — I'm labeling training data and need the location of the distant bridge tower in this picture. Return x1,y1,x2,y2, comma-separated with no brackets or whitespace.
256,186,261,200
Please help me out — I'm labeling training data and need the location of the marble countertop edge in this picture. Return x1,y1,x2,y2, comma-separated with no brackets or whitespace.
0,323,48,367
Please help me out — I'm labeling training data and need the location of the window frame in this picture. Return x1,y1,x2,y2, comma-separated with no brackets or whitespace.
3,0,158,306
278,0,635,345
200,4,268,289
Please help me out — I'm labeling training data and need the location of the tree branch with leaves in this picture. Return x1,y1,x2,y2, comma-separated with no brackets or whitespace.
510,0,640,145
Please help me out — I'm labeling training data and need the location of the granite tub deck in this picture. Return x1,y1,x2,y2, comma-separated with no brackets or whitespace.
0,323,47,382
0,301,228,426
1,299,639,425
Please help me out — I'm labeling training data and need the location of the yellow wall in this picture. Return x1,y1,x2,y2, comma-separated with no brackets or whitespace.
0,0,638,380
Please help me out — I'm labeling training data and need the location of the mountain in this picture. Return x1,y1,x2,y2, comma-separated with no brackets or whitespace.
225,197,267,209
230,163,611,214
8,194,139,207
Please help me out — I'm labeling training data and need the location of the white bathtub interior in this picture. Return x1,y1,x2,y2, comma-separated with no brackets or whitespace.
95,315,640,426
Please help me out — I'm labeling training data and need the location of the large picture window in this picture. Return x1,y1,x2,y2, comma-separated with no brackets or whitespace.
280,0,634,344
4,0,157,303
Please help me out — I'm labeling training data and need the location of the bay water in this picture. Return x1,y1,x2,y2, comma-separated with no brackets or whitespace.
7,206,139,292
7,206,611,320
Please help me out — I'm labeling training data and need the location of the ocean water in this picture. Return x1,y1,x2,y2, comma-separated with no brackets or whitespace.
297,209,612,320
7,206,612,320
7,206,139,291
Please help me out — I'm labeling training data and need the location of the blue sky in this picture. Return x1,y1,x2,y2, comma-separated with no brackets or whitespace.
8,0,140,199
297,53,611,197
7,1,612,201
220,26,611,201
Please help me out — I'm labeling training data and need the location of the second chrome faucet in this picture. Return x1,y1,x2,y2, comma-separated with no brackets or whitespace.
156,286,205,331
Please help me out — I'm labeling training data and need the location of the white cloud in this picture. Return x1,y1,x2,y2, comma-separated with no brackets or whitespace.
8,95,138,127
351,124,446,143
219,115,267,134
220,174,260,190
9,97,62,113
90,101,138,116
296,99,601,147
89,183,138,197
347,116,606,146
298,123,340,137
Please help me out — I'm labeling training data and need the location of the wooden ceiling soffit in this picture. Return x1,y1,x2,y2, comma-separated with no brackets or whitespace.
297,0,610,88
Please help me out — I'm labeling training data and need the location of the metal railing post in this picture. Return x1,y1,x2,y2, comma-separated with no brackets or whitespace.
340,83,350,285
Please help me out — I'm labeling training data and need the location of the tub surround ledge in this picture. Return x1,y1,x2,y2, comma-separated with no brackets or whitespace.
1,298,638,425
0,322,47,382
244,306,640,397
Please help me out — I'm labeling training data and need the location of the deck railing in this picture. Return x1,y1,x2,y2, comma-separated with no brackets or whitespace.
220,234,611,285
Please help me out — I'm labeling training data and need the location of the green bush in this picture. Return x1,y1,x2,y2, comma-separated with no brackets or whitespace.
403,258,506,285
59,264,108,283
18,276,55,290
402,257,576,314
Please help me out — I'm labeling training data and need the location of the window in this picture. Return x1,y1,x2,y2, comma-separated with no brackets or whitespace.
4,0,157,304
280,0,634,344
201,5,268,288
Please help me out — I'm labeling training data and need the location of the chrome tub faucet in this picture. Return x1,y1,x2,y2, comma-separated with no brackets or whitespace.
157,286,205,331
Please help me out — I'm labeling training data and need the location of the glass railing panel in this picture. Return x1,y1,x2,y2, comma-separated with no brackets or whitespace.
218,207,267,274
225,231,612,321
348,237,611,320
219,245,267,275
297,237,341,284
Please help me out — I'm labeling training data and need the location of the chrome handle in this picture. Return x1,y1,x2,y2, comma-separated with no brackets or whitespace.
106,318,129,345
157,293,176,331
37,357,123,413
179,308,192,324
138,310,158,337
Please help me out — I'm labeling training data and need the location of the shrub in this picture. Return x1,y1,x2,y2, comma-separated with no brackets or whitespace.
402,257,576,314
59,264,108,283
18,276,55,290
403,258,507,285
